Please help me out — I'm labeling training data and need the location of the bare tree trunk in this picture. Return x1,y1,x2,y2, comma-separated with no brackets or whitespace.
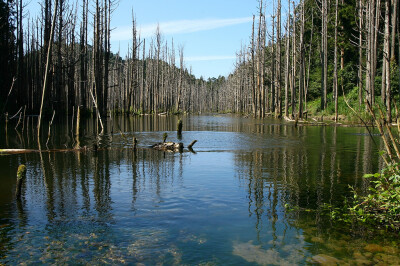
305,9,314,113
257,0,263,118
56,0,63,115
176,46,184,112
298,0,305,119
155,25,162,114
334,0,339,121
94,0,104,116
372,0,381,105
103,0,111,115
365,0,380,106
321,0,328,110
251,16,257,117
128,11,138,113
276,0,282,117
142,39,146,113
358,0,364,106
17,0,24,107
261,15,266,118
391,0,398,59
383,0,391,122
284,0,290,117
366,0,372,104
79,0,88,111
38,0,58,139
291,0,296,118
271,11,276,115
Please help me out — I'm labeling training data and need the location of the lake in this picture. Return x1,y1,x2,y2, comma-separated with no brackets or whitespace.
0,114,399,265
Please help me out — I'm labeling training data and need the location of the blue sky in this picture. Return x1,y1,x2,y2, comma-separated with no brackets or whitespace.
110,0,263,79
25,0,271,79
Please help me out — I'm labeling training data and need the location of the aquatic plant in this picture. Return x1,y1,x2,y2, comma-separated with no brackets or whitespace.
322,102,400,232
349,163,400,231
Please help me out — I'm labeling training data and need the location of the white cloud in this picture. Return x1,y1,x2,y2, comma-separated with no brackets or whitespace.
185,56,236,62
112,17,253,41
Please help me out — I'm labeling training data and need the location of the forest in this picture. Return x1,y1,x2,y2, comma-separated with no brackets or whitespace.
0,0,399,123
0,0,224,122
221,0,400,122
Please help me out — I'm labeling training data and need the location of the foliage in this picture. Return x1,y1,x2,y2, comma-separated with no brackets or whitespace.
350,164,400,231
390,58,399,96
323,164,400,233
321,98,400,231
305,87,372,122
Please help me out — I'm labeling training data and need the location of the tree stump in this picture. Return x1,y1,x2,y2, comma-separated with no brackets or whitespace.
15,164,27,199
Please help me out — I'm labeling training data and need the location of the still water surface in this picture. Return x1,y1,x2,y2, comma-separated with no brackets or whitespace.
0,115,399,265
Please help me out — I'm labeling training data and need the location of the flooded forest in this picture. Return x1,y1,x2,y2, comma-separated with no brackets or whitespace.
1,0,399,119
1,0,400,265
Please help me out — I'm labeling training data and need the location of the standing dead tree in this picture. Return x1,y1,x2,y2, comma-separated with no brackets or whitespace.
38,0,58,140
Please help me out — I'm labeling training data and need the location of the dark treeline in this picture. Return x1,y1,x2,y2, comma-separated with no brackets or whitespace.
218,0,400,121
0,0,222,119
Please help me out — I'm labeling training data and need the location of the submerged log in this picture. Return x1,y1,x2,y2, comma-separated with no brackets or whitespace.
1,139,197,155
152,142,184,152
151,139,198,153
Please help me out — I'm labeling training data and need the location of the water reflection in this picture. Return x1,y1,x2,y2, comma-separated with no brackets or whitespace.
0,115,397,264
0,147,192,263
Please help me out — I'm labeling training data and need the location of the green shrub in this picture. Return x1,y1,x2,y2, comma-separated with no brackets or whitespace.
350,163,400,231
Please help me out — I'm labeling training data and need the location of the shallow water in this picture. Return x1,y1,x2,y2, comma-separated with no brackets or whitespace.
0,114,399,265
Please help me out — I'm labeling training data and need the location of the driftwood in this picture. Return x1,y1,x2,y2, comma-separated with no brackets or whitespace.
188,140,197,149
151,140,198,152
0,139,198,155
152,142,184,152
0,149,38,154
0,147,94,155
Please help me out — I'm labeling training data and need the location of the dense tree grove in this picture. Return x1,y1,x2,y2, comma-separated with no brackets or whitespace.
219,0,400,121
0,0,221,120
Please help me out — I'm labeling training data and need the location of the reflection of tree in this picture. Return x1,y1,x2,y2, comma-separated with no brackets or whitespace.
93,150,112,221
2,145,184,235
79,152,91,214
234,124,381,237
41,151,55,221
132,150,139,210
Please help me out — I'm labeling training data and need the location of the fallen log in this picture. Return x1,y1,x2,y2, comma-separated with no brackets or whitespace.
187,140,197,149
0,149,37,154
0,146,93,155
0,139,198,155
151,139,198,152
152,142,184,152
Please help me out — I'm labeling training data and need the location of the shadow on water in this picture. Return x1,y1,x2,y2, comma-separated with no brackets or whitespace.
0,114,398,264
